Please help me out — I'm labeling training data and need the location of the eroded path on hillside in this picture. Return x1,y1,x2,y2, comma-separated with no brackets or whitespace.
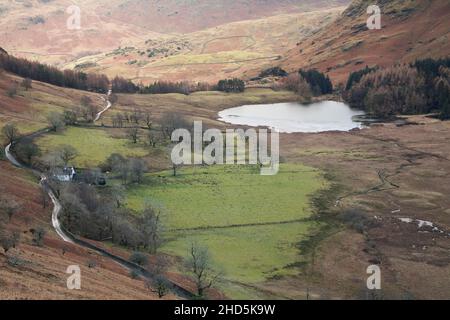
94,89,112,122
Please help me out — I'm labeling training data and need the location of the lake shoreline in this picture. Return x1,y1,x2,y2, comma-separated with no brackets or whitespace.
218,100,366,133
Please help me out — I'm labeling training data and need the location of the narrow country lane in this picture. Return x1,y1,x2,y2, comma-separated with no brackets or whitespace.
2,93,195,298
4,90,114,244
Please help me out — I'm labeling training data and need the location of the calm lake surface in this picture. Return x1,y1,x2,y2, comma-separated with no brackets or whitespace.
218,101,366,133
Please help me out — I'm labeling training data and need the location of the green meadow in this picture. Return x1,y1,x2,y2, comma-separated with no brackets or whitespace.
124,164,327,296
35,126,148,167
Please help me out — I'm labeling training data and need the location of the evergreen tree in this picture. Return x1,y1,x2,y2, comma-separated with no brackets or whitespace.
299,69,333,95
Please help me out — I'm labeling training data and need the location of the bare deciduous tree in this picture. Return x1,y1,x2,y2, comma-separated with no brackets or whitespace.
144,112,152,129
112,113,124,128
147,130,162,148
80,96,92,108
63,109,78,125
129,158,146,184
21,78,32,91
110,185,125,208
146,275,169,298
6,83,18,98
127,126,139,144
139,205,162,254
186,243,220,297
160,112,190,139
47,112,65,132
1,123,21,144
15,138,41,164
131,108,143,124
0,231,20,253
0,197,20,222
32,227,46,247
40,187,49,209
130,251,148,267
55,145,78,166
87,104,100,122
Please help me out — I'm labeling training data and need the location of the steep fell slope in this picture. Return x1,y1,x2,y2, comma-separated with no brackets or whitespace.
279,0,450,84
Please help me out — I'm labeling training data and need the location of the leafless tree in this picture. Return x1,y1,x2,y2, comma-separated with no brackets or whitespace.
0,197,20,222
119,160,130,185
80,95,92,108
146,275,169,298
131,108,143,125
47,112,65,132
1,123,21,144
144,112,152,129
6,83,18,98
15,138,41,164
147,130,162,148
186,243,220,297
130,251,148,267
42,151,64,178
127,126,139,144
112,113,124,128
63,109,78,125
21,78,32,91
82,167,103,185
103,153,126,172
112,217,140,248
160,112,190,139
146,257,170,298
79,96,99,122
32,227,46,247
55,144,78,166
139,205,162,253
0,231,20,253
87,104,100,122
129,158,146,184
110,185,125,208
40,187,49,209
124,112,131,123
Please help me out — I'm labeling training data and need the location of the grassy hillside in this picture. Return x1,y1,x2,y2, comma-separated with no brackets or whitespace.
63,8,344,83
0,72,103,139
0,161,169,299
1,0,346,83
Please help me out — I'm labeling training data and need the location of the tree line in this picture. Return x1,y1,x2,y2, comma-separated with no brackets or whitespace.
1,51,247,96
0,53,110,93
272,68,333,98
299,69,333,95
344,58,450,119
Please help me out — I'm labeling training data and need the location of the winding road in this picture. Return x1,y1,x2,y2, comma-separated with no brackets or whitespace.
5,144,74,243
3,89,114,244
3,93,194,298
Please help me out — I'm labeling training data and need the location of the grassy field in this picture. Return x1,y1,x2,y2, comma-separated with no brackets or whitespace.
35,126,149,167
164,221,319,283
126,164,325,229
123,164,327,297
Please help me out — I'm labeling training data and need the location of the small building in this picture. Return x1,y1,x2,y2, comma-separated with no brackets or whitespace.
54,167,76,182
